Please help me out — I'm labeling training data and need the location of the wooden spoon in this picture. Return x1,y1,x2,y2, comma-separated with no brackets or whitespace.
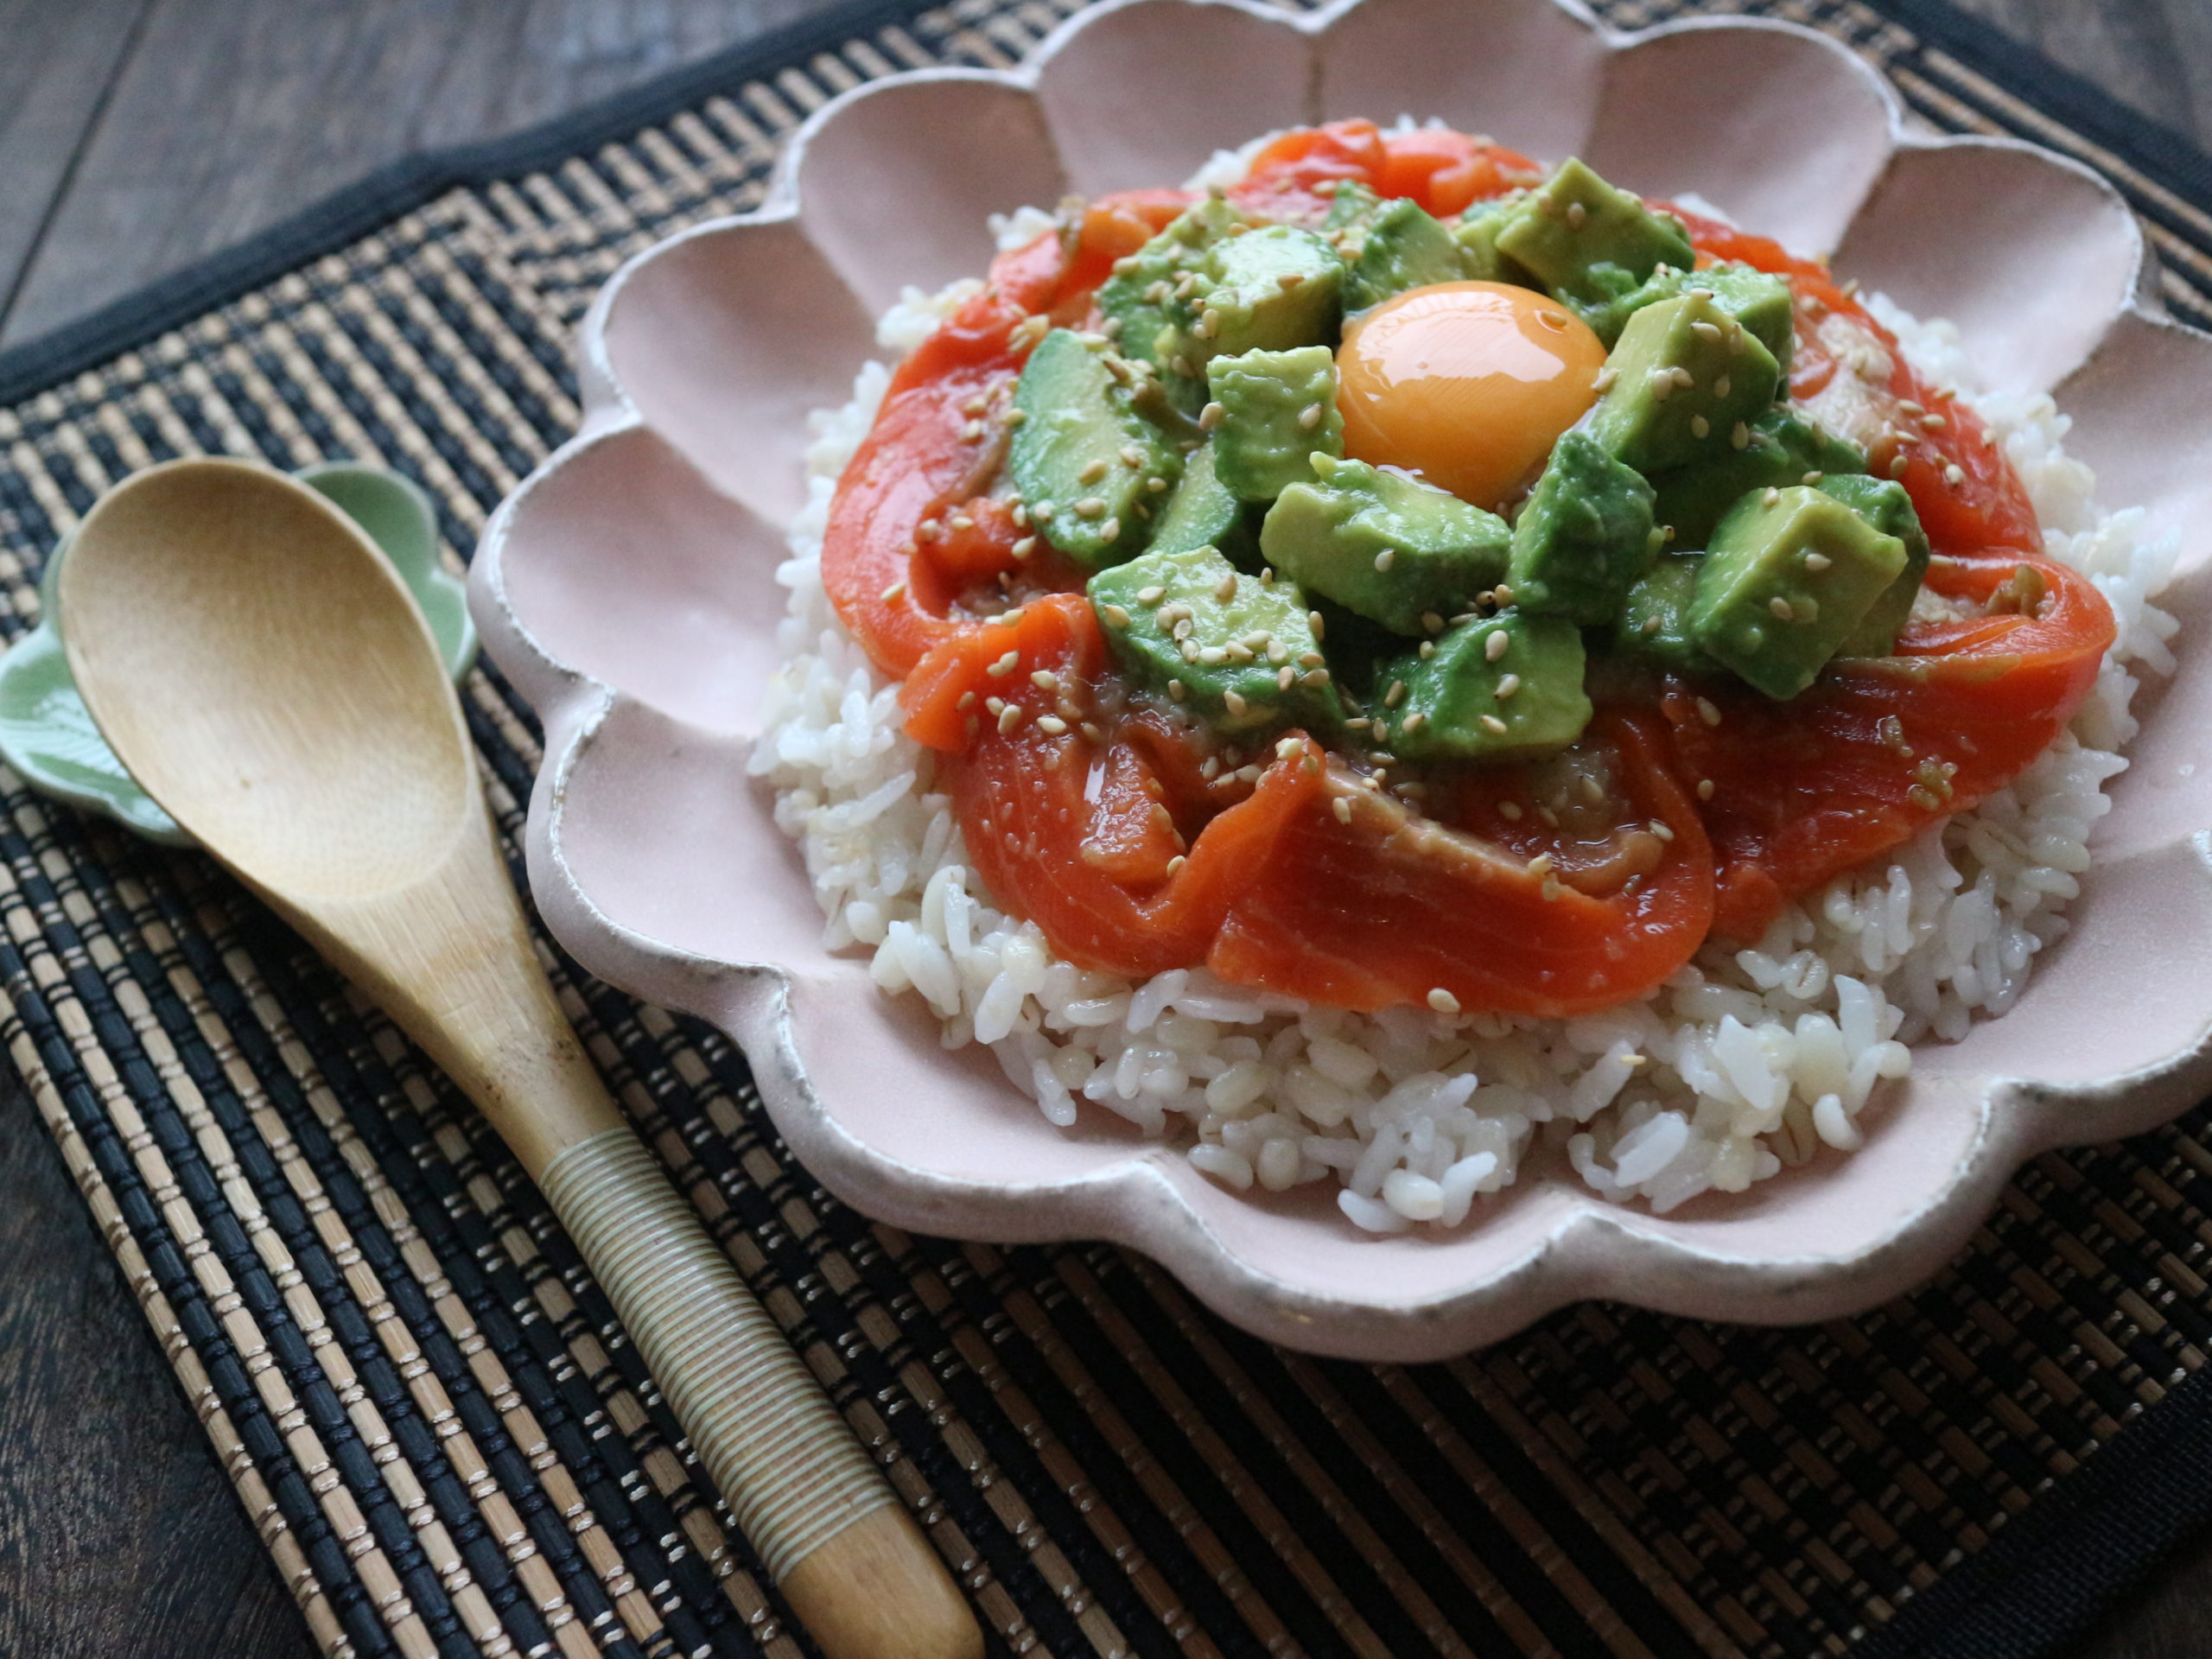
59,458,981,1659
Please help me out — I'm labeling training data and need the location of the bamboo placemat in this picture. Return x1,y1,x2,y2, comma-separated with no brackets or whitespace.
3,2,2211,1655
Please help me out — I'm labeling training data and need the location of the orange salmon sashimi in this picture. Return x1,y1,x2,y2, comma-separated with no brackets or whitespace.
1232,118,1541,222
1667,555,2114,942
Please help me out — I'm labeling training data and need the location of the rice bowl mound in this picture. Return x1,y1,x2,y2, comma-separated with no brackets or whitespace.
750,185,2179,1233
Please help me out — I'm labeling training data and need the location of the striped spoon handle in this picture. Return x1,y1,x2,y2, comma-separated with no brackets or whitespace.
538,1126,981,1659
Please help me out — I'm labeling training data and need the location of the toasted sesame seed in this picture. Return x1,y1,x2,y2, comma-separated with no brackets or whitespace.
1697,777,1715,801
1480,714,1510,735
1642,614,1662,633
986,650,1020,677
960,420,985,442
1167,679,1185,702
1332,797,1353,824
1198,401,1225,430
1225,642,1254,664
1897,398,1923,416
1696,696,1722,727
1309,610,1326,639
1713,374,1732,399
1493,583,1515,604
1170,355,1194,377
1763,486,1782,507
1035,715,1069,736
1164,855,1186,877
1921,412,1948,432
1770,595,1796,621
1074,496,1106,518
957,690,976,710
1526,852,1554,877
916,518,943,542
1198,645,1228,664
1030,669,1060,691
1214,573,1238,602
1564,200,1587,230
1135,585,1166,607
1495,672,1521,698
1944,463,1966,486
1301,668,1331,687
1100,517,1122,543
1294,402,1325,432
1101,603,1130,627
1592,365,1617,394
1889,452,1910,478
1802,470,1824,486
1690,415,1711,440
949,513,975,532
880,579,907,603
1224,690,1248,716
998,704,1025,733
1484,629,1510,663
1647,368,1675,402
1730,422,1751,450
1804,551,1832,572
1419,640,1435,659
1385,679,1408,708
1078,458,1109,486
1498,800,1523,821
1011,536,1037,560
1691,319,1723,342
1427,987,1462,1014
1374,549,1395,573
1032,499,1055,520
1080,721,1106,743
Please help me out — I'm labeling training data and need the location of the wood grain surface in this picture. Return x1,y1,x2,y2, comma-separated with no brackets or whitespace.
1,3,2208,1657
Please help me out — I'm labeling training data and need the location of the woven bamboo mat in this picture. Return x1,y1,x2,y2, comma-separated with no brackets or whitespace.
5,1,2212,1655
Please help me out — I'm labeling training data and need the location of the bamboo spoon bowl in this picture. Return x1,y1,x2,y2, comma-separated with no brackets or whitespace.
58,457,980,1659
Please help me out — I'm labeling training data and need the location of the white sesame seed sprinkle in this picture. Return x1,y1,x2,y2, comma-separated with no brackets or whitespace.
1427,987,1461,1014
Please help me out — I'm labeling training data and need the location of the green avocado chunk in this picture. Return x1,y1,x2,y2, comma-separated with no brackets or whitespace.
1094,195,1243,404
1690,485,1907,699
1259,454,1510,635
1587,291,1783,475
1147,440,1256,563
1491,158,1694,307
1507,430,1660,624
1371,612,1592,763
1090,545,1341,737
1568,259,1796,361
1452,194,1536,285
1201,226,1344,356
1649,406,1868,549
1009,328,1181,569
1207,346,1344,503
1336,196,1469,311
1818,474,1932,656
1611,553,1709,674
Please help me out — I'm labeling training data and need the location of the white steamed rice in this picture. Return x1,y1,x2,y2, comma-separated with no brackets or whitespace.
748,193,2179,1231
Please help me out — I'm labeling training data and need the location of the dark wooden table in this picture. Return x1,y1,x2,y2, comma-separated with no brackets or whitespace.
2,3,2209,1656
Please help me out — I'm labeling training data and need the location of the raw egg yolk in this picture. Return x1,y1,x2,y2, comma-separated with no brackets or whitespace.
1336,282,1608,509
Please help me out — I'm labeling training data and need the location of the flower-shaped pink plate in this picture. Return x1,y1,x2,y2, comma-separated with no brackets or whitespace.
473,0,2212,1362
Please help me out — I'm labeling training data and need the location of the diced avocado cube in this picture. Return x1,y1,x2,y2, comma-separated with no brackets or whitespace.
1010,328,1181,569
1819,474,1931,656
1208,346,1343,503
1200,226,1343,358
1566,259,1798,357
1611,553,1709,674
1650,406,1868,548
1373,612,1591,762
1690,486,1907,699
1694,264,1796,372
1338,197,1468,312
1588,292,1782,475
1491,158,1694,306
1095,195,1243,391
1259,454,1510,634
1148,440,1256,563
1452,194,1536,285
1507,430,1659,624
1090,545,1341,737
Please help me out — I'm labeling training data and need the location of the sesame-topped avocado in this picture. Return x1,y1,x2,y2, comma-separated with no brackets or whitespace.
1259,454,1510,635
1818,474,1931,657
1588,291,1783,476
1090,545,1341,737
1452,194,1535,285
1207,346,1343,503
1507,429,1659,625
1649,406,1868,548
1568,259,1796,359
1009,327,1182,569
1147,439,1257,564
1690,485,1907,699
1371,611,1591,763
1095,194,1243,404
1610,553,1710,675
1199,226,1343,357
1491,158,1694,308
1332,195,1470,312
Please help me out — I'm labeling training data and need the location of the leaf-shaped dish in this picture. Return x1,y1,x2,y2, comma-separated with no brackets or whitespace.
0,461,477,846
473,0,2212,1361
